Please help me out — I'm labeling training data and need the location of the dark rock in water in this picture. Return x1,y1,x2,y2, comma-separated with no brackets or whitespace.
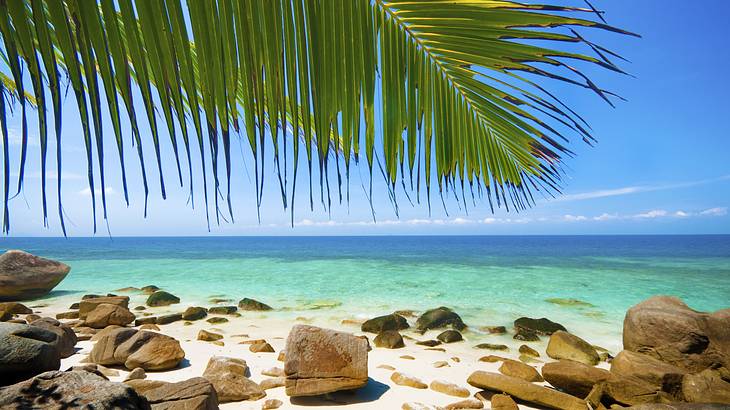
480,325,507,334
518,344,540,358
0,302,32,314
0,250,71,301
209,306,238,315
361,313,409,334
416,307,466,332
134,306,146,311
474,343,509,351
238,298,273,311
513,327,540,341
514,317,566,336
207,317,229,324
437,330,463,344
374,330,405,349
0,370,150,409
156,313,183,325
115,287,141,293
183,306,208,321
416,339,442,347
82,294,104,300
0,322,61,385
623,296,730,373
132,377,218,409
545,298,595,308
69,302,80,309
140,285,160,295
146,291,180,307
541,359,610,398
31,317,77,359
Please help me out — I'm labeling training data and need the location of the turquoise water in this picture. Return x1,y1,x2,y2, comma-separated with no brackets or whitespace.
3,235,729,351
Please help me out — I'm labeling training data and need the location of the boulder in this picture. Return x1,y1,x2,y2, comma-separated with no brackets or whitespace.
198,329,223,342
30,317,78,358
591,374,675,406
85,303,136,328
490,394,518,410
238,297,273,311
374,330,405,349
361,313,409,333
416,307,466,332
284,325,368,396
498,359,543,382
0,302,32,314
140,285,160,295
0,250,70,301
182,306,208,321
146,291,180,307
0,322,61,385
542,359,610,398
56,311,79,320
391,372,428,389
0,370,149,408
514,317,566,336
156,313,182,325
89,328,185,371
430,379,470,397
610,350,687,391
546,331,600,365
480,325,507,334
437,330,463,343
79,296,130,319
134,377,218,410
467,371,587,410
681,368,730,403
202,356,265,402
623,296,730,372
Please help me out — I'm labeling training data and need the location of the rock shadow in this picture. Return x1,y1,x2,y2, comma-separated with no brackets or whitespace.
289,378,389,406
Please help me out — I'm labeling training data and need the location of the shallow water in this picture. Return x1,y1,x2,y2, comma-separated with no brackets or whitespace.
3,235,729,352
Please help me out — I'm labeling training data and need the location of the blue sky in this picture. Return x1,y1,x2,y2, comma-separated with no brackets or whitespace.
2,0,730,236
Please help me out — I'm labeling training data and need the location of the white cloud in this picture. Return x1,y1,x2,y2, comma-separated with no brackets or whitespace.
593,213,618,221
78,187,116,197
634,209,668,219
700,207,727,216
563,214,587,222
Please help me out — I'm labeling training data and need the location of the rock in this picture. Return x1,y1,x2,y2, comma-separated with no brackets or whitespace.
125,367,147,381
0,250,71,301
89,328,185,371
156,313,183,325
260,377,286,390
546,298,595,307
198,329,223,342
182,306,208,321
416,307,466,332
262,399,283,409
140,285,160,294
627,405,730,410
135,317,157,326
498,359,543,382
610,350,686,391
85,303,136,328
416,339,442,347
115,286,141,293
140,324,160,331
56,311,79,320
284,324,368,396
467,371,587,410
474,343,508,351
79,296,130,319
239,297,273,311
134,305,146,311
513,327,540,341
546,331,600,365
437,330,463,343
207,317,228,324
0,322,61,385
444,398,484,409
0,370,148,408
519,344,540,357
137,377,218,409
146,291,180,307
478,355,508,363
514,317,566,336
430,379,470,397
433,361,450,368
479,325,507,334
30,317,77,358
203,356,265,402
262,367,284,377
402,403,440,410
374,330,405,349
361,313,410,333
489,394,518,410
542,359,610,398
391,372,428,389
0,302,32,314
591,374,675,406
67,363,120,378
208,305,238,315
0,311,12,321
623,296,730,372
250,341,275,353
681,368,730,403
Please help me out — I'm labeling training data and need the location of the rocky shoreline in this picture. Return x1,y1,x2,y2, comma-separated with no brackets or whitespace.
1,251,729,409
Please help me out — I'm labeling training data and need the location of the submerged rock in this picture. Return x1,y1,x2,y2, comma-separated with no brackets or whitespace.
0,322,61,385
0,250,71,301
361,313,410,333
145,291,180,307
238,297,273,311
545,298,595,307
546,330,600,365
416,307,466,332
208,305,238,315
437,330,463,343
514,317,566,336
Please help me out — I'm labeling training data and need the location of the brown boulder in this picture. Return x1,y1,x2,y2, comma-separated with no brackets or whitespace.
79,296,130,319
0,250,70,301
202,356,265,402
30,317,78,358
89,328,184,371
610,350,687,391
134,377,218,409
467,371,587,410
546,331,600,365
542,359,610,398
490,393,518,410
284,324,368,396
374,330,405,349
498,359,543,382
681,368,730,403
0,302,32,314
85,303,136,328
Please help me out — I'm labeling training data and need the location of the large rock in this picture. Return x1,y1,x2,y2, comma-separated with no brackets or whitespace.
238,297,273,311
284,324,368,396
0,370,149,409
590,374,675,406
131,377,218,409
0,250,70,301
202,356,265,402
514,317,566,336
30,317,78,358
546,331,600,365
85,303,136,328
610,350,687,391
146,291,180,307
416,307,466,332
628,405,730,410
542,359,610,398
0,322,61,385
361,313,409,333
623,296,730,372
0,302,32,314
467,371,587,410
498,359,543,382
79,296,130,319
89,328,185,371
681,368,730,403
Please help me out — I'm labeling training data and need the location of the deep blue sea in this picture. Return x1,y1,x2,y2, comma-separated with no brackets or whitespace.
2,235,729,351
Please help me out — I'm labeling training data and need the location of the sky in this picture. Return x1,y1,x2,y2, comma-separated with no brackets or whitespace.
2,0,729,237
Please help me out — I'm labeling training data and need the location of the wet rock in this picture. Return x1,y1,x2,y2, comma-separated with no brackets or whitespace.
374,330,405,349
416,307,466,332
0,302,32,314
140,285,160,295
0,322,61,385
474,343,508,351
208,305,238,315
430,379,470,397
546,331,600,365
0,370,148,408
391,372,428,389
0,250,71,301
542,359,610,398
182,306,208,321
513,327,540,341
146,291,180,307
467,371,587,410
498,359,543,382
198,330,223,342
89,328,185,371
479,325,506,334
437,330,463,343
238,297,273,311
489,393,518,410
518,344,540,357
514,317,566,336
416,339,442,347
156,313,183,325
250,341,275,353
203,356,265,402
79,296,130,319
136,377,218,409
207,317,228,324
284,324,368,396
85,303,136,328
361,313,409,333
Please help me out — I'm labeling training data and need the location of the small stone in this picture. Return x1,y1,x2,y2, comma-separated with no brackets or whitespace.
426,347,446,352
374,330,405,349
277,351,285,362
206,317,228,324
124,367,146,381
211,340,224,346
378,364,396,370
262,367,284,377
451,357,460,363
250,341,275,353
430,379,470,397
391,372,427,389
182,306,207,321
260,377,286,390
478,355,507,363
56,311,79,320
262,399,283,409
513,327,540,341
518,344,540,357
444,398,484,409
416,339,441,347
433,361,450,368
489,393,518,410
519,354,542,364
198,329,224,342
474,343,508,351
400,355,415,360
133,306,146,311
146,291,179,307
437,330,463,343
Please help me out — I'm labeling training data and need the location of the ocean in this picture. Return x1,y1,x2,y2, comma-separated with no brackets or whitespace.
3,235,729,352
